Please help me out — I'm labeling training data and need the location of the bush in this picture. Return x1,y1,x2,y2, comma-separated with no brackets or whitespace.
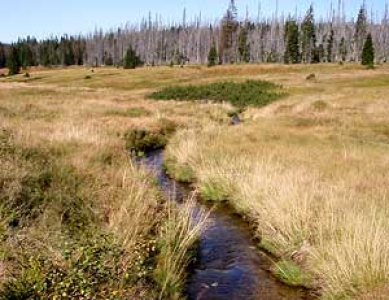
148,80,285,108
124,120,177,156
0,235,155,300
84,75,92,80
124,129,167,155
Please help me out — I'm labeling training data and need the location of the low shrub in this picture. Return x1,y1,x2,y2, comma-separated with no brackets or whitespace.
124,129,168,155
0,235,155,300
148,80,286,108
124,119,177,156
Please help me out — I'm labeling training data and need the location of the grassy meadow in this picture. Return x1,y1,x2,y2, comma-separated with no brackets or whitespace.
1,63,389,299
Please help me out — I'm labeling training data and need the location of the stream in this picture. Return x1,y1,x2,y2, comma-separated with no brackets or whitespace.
137,150,310,300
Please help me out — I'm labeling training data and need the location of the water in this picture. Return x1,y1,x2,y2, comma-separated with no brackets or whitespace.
137,150,311,300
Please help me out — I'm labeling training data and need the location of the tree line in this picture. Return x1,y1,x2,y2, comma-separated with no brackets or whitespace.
0,0,382,74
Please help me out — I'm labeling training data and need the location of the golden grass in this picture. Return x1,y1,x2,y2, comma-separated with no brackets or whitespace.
1,63,389,298
163,64,389,299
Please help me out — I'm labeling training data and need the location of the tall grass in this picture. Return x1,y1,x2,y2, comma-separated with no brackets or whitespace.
165,125,389,299
155,196,208,300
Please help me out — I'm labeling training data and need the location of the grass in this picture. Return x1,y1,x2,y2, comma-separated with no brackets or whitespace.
162,64,389,299
1,63,389,299
274,260,314,288
149,80,286,108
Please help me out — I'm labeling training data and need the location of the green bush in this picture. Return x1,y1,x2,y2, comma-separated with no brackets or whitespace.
149,80,286,108
124,129,168,156
124,120,177,156
0,235,157,300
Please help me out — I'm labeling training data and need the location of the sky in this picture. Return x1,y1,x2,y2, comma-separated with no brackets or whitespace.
0,0,386,43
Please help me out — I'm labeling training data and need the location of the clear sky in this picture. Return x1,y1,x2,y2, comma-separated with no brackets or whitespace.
0,0,386,43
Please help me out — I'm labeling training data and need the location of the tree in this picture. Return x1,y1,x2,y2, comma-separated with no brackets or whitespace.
284,20,300,64
104,52,114,66
327,29,334,62
219,0,238,63
123,46,142,69
362,33,375,66
207,43,218,67
238,25,250,63
355,5,367,62
339,37,348,62
0,43,6,68
301,5,316,63
7,45,21,75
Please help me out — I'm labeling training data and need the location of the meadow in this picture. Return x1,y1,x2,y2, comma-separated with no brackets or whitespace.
1,63,389,299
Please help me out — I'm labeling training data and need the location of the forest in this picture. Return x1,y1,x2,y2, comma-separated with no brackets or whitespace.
0,0,386,70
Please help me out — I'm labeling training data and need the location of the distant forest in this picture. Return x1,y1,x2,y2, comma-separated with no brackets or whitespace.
0,0,388,69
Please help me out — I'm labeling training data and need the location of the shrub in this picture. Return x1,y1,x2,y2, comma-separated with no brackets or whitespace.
84,75,92,80
148,80,285,108
124,129,167,155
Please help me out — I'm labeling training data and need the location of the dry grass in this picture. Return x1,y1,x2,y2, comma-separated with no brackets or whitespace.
164,64,389,299
1,63,389,298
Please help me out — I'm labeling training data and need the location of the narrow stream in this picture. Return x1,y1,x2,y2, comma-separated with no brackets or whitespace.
137,150,310,300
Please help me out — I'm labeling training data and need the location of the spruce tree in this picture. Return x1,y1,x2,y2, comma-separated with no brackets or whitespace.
123,46,142,69
0,43,6,68
362,33,375,66
208,44,218,67
7,45,21,76
238,26,250,63
284,20,300,64
355,5,367,62
339,37,347,62
301,5,316,63
327,29,334,62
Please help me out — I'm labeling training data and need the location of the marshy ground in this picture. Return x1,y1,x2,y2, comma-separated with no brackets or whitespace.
0,63,388,299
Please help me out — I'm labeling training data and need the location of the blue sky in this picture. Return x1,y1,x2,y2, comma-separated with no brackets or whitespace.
0,0,386,43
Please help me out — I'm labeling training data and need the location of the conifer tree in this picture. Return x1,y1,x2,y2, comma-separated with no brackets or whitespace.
327,29,334,62
0,43,6,68
123,46,142,69
284,20,300,64
362,33,375,66
219,0,238,63
207,43,218,67
238,26,250,63
7,45,21,75
355,5,367,62
301,5,316,63
339,37,347,62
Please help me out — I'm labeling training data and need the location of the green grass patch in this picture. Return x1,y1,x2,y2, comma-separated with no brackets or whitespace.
148,80,286,108
274,260,314,289
200,179,229,202
163,158,195,184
